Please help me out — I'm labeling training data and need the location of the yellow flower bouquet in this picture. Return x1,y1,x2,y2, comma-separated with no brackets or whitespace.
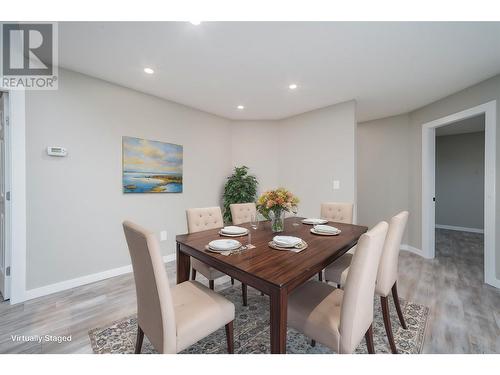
256,188,299,232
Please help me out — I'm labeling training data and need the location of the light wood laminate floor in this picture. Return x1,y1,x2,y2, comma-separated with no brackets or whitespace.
0,229,499,353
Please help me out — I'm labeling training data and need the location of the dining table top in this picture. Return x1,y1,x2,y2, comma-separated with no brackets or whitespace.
176,217,368,289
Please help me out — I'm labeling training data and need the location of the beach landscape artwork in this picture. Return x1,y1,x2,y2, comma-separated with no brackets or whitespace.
122,136,183,193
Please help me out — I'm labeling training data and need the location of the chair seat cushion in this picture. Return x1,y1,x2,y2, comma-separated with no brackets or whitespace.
191,257,226,280
324,253,353,286
288,281,343,351
172,281,235,352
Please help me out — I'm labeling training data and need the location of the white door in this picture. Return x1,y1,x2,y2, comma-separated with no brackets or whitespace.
0,92,10,300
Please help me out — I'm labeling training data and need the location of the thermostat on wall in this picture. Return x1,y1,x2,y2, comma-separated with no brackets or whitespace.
47,146,68,157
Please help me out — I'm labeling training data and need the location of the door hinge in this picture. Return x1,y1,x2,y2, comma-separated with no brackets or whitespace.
5,116,9,126
433,197,436,202
6,266,10,276
6,191,10,201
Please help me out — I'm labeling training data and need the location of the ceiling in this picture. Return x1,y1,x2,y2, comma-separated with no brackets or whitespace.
436,114,485,136
58,22,500,122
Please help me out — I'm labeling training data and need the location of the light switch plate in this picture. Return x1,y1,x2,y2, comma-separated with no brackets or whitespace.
333,180,340,190
160,230,167,241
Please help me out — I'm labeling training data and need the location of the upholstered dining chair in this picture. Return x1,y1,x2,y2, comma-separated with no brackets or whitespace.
320,202,354,224
230,202,265,297
288,221,389,354
230,202,257,225
186,206,248,306
317,202,354,281
324,211,409,353
123,220,235,354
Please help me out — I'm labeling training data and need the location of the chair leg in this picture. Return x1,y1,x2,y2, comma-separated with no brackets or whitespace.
318,271,323,281
391,282,407,329
311,339,316,347
191,268,197,281
209,280,215,290
225,321,234,354
231,277,235,285
242,283,248,306
364,324,375,354
135,325,144,354
381,296,398,354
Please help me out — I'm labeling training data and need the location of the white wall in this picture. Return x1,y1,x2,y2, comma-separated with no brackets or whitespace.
357,114,410,241
436,131,485,230
230,121,279,193
25,69,233,290
277,101,357,219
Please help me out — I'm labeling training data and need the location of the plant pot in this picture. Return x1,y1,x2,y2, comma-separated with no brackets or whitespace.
269,209,285,233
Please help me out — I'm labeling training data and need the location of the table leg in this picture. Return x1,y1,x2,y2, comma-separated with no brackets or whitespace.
176,242,190,284
270,288,288,354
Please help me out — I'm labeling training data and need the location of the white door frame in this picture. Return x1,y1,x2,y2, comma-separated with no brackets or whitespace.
0,87,26,303
422,100,498,288
0,92,12,299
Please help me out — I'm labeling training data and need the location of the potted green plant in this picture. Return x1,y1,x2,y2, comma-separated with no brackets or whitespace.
223,166,258,224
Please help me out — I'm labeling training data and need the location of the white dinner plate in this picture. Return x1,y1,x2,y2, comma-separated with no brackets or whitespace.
219,230,248,237
273,236,302,248
208,239,242,251
310,227,341,236
301,218,329,225
221,226,248,235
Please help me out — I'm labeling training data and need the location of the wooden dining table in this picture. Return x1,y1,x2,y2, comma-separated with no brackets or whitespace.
176,216,368,354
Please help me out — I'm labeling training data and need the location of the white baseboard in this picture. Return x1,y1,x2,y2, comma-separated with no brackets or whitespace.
22,253,177,302
435,224,484,234
400,244,423,256
485,275,500,289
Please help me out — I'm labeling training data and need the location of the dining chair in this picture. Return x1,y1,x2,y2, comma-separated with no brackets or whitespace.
317,202,354,281
324,211,409,353
288,221,389,354
230,202,256,225
230,202,265,297
186,206,248,306
320,202,354,224
123,220,235,354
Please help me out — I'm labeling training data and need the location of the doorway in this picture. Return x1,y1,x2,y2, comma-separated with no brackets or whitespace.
421,101,497,288
0,91,11,300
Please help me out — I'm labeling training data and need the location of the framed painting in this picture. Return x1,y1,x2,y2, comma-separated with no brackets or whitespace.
122,136,183,193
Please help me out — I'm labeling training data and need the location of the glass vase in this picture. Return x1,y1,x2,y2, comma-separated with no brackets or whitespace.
269,208,285,233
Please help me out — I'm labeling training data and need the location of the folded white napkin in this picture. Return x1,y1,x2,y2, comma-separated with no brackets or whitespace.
221,226,247,234
313,225,339,233
273,236,302,247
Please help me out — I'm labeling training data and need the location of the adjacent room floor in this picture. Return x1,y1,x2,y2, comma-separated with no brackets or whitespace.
0,229,498,353
398,229,500,353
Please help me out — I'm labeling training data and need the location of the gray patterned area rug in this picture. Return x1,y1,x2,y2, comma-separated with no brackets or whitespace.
89,286,429,354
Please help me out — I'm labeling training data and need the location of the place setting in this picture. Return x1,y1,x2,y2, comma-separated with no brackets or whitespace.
301,218,329,225
218,225,249,237
268,235,308,253
310,224,342,236
206,239,249,256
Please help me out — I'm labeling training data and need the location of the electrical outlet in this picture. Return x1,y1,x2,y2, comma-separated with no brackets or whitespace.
160,230,167,241
333,180,340,190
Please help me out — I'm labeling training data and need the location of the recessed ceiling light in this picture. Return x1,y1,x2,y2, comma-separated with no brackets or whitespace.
288,83,298,90
143,67,154,74
237,105,245,110
189,21,201,25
